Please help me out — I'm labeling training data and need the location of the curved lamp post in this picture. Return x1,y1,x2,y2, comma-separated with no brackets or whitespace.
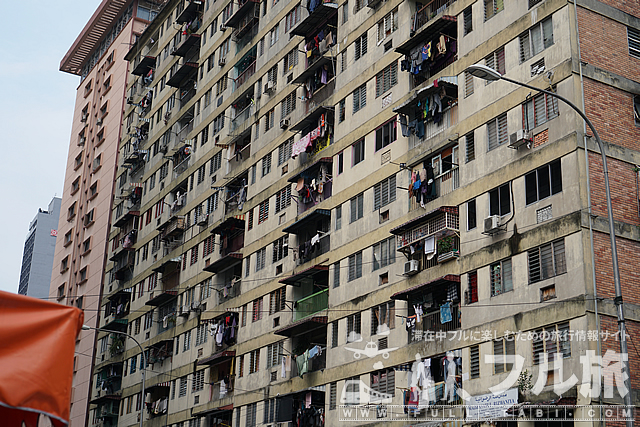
83,324,146,427
466,64,632,423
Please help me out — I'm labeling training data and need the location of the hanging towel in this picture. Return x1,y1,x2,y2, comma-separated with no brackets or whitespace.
281,356,287,378
440,302,452,324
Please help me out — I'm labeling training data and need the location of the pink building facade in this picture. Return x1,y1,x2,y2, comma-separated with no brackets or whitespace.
52,1,158,425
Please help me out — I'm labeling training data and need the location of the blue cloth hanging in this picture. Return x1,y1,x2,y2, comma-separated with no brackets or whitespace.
440,302,452,324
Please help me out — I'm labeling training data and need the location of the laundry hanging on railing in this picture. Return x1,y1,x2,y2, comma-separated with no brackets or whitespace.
205,313,239,347
408,163,437,206
400,35,456,78
291,114,331,159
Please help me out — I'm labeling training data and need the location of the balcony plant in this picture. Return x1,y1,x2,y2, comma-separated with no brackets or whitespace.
437,236,459,263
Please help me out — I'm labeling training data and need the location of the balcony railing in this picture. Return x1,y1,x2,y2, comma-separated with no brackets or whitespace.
395,211,459,250
176,120,194,144
409,167,459,212
180,86,197,108
409,105,458,149
173,156,191,179
294,288,329,321
231,104,253,132
305,79,335,115
233,61,256,90
410,304,460,342
412,0,458,34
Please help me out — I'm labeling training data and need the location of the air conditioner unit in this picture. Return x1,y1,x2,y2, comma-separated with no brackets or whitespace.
367,0,381,8
220,24,227,32
179,305,190,316
79,137,86,146
159,143,168,153
218,57,226,67
126,96,135,105
403,260,419,276
508,129,532,149
264,80,274,94
81,113,88,122
197,214,209,225
170,46,177,55
96,118,103,126
280,118,290,129
191,301,201,311
484,215,501,234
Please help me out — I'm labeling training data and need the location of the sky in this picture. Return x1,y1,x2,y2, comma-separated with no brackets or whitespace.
0,0,102,293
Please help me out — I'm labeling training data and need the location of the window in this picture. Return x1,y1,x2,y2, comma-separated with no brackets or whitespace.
523,90,559,129
372,238,395,271
216,73,228,95
272,236,288,263
212,113,225,135
255,247,266,271
525,160,562,205
179,376,188,397
264,108,275,131
193,370,205,391
335,205,342,230
197,164,206,184
330,382,338,409
370,368,395,396
278,138,293,165
485,46,505,82
371,301,395,335
467,271,478,304
354,32,368,61
467,199,477,230
470,345,480,378
528,238,566,283
376,9,398,43
463,6,473,35
487,113,508,150
210,152,222,174
333,261,340,288
266,341,284,368
82,238,91,254
373,174,396,211
635,95,640,126
331,321,339,347
249,349,260,373
60,256,69,272
490,259,513,296
269,23,279,46
375,119,397,151
484,0,504,20
342,2,348,23
348,252,363,281
245,256,251,277
375,62,398,98
520,17,553,62
346,312,362,342
532,322,570,364
275,186,291,213
465,131,475,163
281,91,297,117
629,27,640,59
489,183,511,217
247,208,254,231
493,338,516,373
338,99,346,123
258,200,269,224
341,51,347,73
130,355,137,374
285,4,301,32
183,330,191,351
464,72,474,97
353,84,367,113
270,287,286,314
283,48,299,74
261,153,272,177
352,139,365,166
350,193,364,223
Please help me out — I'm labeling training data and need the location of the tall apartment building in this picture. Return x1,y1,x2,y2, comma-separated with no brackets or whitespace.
90,0,640,426
52,1,165,425
18,196,61,299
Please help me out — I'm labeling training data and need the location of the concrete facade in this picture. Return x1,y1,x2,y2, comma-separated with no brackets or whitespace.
85,0,640,426
18,196,61,299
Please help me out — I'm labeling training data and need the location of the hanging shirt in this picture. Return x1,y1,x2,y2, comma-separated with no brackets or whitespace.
440,302,452,324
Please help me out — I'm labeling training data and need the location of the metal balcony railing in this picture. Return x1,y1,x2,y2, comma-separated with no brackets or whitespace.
230,104,253,132
233,61,256,90
409,167,460,212
408,105,458,149
411,0,457,34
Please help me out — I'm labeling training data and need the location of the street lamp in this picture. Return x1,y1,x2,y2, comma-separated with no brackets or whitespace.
466,64,632,422
83,324,146,427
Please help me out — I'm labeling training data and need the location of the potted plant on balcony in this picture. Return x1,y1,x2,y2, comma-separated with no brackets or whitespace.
437,236,459,263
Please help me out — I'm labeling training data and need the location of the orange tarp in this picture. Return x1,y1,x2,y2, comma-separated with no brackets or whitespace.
0,290,83,426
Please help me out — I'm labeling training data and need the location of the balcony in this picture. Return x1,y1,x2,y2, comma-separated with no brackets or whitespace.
225,0,259,29
180,84,197,109
222,171,248,216
390,274,461,342
131,55,155,76
167,60,198,88
172,33,201,57
390,206,459,252
96,362,123,396
145,382,170,419
286,158,333,215
176,0,202,24
293,288,328,321
291,1,338,37
233,48,257,91
111,250,135,282
159,216,186,240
